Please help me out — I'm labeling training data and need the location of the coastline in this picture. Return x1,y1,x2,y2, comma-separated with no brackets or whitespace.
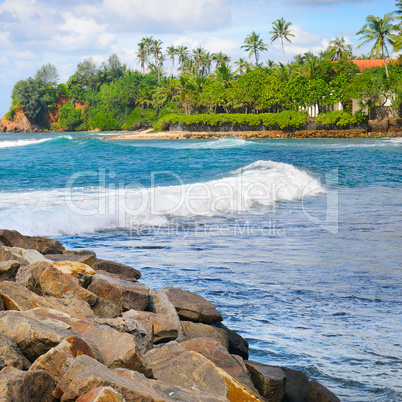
103,128,402,141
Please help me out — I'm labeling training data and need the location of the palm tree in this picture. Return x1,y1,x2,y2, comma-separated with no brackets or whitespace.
212,52,230,69
270,18,295,64
166,45,177,76
192,47,207,75
325,37,353,61
136,42,148,75
176,46,189,66
241,31,268,66
357,13,399,78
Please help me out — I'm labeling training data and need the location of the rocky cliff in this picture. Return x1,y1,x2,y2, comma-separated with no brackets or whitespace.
0,108,40,133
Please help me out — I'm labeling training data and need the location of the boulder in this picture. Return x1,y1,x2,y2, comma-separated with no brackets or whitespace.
282,367,309,402
0,310,72,361
162,287,223,323
144,341,229,398
214,322,249,359
116,368,228,402
30,336,96,381
181,321,229,349
52,260,97,276
88,273,149,312
123,310,177,344
0,229,34,249
76,386,125,402
0,366,57,402
0,260,20,281
28,236,65,255
0,295,3,311
0,333,31,370
90,297,121,319
47,254,97,270
181,337,257,393
0,281,95,319
245,361,286,402
306,380,340,402
80,325,152,377
19,262,98,306
53,354,168,401
97,258,141,280
0,245,51,265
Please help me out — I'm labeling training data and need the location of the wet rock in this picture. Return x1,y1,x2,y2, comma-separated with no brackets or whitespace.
0,229,34,249
97,258,141,280
0,260,20,281
181,321,229,349
30,335,96,381
0,309,71,361
162,287,223,323
0,366,57,402
47,254,97,270
282,367,309,402
80,325,152,377
75,386,125,402
181,337,257,393
28,236,65,255
20,261,98,306
0,245,51,265
144,341,229,398
306,380,340,402
0,333,31,370
214,322,249,359
245,361,286,401
53,354,168,401
88,273,149,312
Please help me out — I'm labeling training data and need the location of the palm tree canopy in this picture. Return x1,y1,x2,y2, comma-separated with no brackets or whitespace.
241,31,268,65
356,13,398,58
325,37,353,61
270,18,295,44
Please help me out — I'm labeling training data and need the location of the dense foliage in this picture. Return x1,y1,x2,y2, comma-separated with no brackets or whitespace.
7,2,402,132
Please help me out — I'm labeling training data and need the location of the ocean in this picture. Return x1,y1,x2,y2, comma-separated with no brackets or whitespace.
0,132,401,400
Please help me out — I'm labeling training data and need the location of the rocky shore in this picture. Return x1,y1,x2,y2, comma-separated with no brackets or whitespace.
0,229,339,401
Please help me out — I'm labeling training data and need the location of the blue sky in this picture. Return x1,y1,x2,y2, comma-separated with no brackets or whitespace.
0,0,397,116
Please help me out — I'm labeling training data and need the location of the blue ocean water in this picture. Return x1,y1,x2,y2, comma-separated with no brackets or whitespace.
0,133,401,400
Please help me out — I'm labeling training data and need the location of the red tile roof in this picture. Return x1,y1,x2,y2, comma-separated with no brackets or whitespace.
351,59,397,72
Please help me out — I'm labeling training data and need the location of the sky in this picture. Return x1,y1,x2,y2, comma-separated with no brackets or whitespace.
0,0,398,116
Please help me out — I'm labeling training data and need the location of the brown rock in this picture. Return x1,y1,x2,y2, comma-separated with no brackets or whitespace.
181,337,257,393
28,236,65,255
0,310,71,361
0,245,51,265
20,262,98,306
0,260,20,281
64,249,96,258
30,336,96,380
144,341,229,398
306,380,340,402
53,354,168,401
214,322,249,359
80,325,152,377
282,367,309,402
47,254,97,270
76,386,125,402
0,107,39,133
162,287,223,323
245,361,285,401
181,321,229,349
52,260,97,276
88,273,149,312
0,229,34,249
90,297,121,318
0,333,31,370
0,295,3,311
97,258,141,280
0,366,57,402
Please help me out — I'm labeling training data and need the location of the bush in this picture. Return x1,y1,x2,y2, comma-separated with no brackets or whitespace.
314,110,367,127
153,111,309,131
88,110,120,131
59,103,84,131
123,107,157,130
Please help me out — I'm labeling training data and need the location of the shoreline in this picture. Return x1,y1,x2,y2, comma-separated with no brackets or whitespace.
102,129,402,141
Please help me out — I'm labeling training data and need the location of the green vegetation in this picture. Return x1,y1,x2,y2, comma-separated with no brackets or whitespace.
6,2,402,132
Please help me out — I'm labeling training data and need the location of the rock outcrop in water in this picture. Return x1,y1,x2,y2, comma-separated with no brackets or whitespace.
0,229,340,401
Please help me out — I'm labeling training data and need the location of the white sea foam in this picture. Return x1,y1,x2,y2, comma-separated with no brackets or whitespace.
0,138,53,149
0,160,324,236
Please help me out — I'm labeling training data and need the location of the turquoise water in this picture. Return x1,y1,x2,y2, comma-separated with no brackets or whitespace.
0,133,401,400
